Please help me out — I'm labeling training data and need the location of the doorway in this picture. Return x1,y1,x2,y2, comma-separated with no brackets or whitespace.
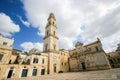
53,64,56,73
41,69,45,75
7,69,13,78
81,62,86,71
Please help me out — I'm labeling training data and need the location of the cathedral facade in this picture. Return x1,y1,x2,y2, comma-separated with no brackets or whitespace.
0,13,115,79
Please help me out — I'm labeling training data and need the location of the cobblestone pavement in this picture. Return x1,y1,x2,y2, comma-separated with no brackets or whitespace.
8,68,120,80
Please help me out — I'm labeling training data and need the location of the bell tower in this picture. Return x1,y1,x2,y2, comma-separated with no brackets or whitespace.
43,13,60,74
43,13,59,52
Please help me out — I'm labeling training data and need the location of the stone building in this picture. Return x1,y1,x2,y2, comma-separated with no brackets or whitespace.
107,44,120,68
0,13,115,79
59,49,69,72
0,13,69,79
69,38,111,71
43,13,60,74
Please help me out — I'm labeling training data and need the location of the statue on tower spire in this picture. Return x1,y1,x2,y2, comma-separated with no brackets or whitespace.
48,12,56,20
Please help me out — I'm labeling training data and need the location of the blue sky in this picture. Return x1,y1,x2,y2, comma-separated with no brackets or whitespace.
0,0,43,50
0,0,120,52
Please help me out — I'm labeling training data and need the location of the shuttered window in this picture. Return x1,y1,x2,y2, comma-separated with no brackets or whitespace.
0,54,3,61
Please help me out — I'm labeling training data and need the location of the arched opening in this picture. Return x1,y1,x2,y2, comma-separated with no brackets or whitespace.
53,44,56,50
53,22,54,25
9,60,11,64
53,31,55,36
45,44,48,51
7,67,14,78
41,68,45,75
95,46,99,51
53,64,56,73
42,58,44,64
49,21,50,24
33,58,38,63
32,68,37,76
47,31,49,36
21,67,28,77
81,62,86,71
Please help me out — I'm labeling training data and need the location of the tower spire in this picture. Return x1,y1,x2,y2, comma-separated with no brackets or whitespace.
48,12,56,20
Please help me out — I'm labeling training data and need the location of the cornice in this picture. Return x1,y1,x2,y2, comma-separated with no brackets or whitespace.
45,24,57,29
43,34,59,40
43,49,59,53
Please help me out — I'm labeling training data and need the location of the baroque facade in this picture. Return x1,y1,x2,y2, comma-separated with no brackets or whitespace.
69,39,111,71
0,13,118,79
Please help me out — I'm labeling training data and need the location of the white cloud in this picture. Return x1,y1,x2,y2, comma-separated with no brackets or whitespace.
18,15,30,27
0,13,20,37
20,42,43,51
21,0,120,52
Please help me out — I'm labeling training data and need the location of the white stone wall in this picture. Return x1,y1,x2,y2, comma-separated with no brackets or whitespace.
0,35,14,47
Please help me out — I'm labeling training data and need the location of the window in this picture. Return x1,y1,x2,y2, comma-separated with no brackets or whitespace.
95,46,99,51
47,31,49,36
21,69,28,77
64,62,66,66
54,44,56,50
108,55,110,58
109,59,113,64
45,44,48,51
88,48,91,51
7,67,14,78
41,69,45,75
9,60,11,64
3,42,7,45
61,62,63,66
32,69,37,76
42,58,44,64
49,21,50,24
0,54,3,61
54,64,56,72
113,58,116,62
27,59,30,64
118,58,120,62
33,58,38,63
53,31,55,35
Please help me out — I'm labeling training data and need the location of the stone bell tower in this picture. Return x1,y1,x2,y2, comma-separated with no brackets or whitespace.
43,13,60,74
43,13,59,52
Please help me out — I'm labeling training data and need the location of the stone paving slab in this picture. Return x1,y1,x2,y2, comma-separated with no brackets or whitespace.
7,68,120,80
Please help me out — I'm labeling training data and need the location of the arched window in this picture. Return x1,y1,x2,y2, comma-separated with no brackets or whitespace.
21,67,28,77
0,54,3,61
42,58,44,64
47,31,49,36
54,64,56,72
7,67,14,78
53,44,56,50
53,31,55,36
32,68,37,76
33,58,38,63
95,46,99,51
45,44,48,51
